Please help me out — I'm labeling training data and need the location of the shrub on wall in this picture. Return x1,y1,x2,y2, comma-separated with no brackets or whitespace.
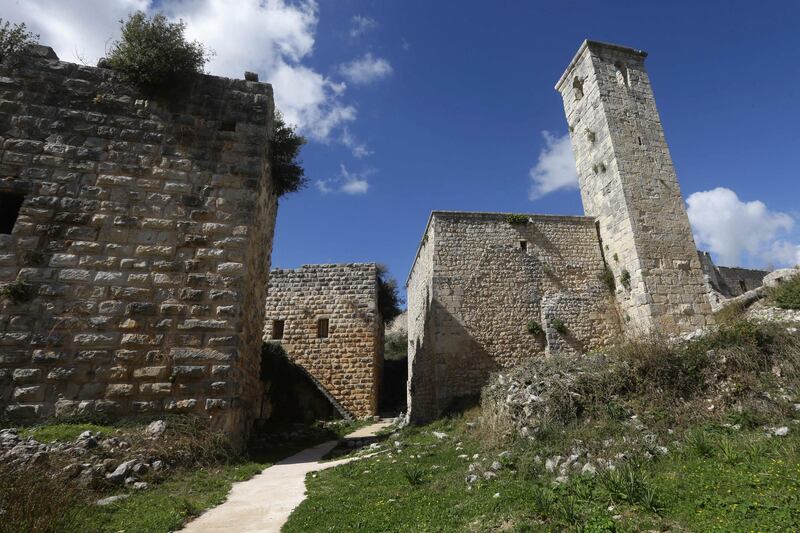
106,12,211,95
0,19,38,66
620,269,631,290
377,265,403,323
527,319,543,336
771,276,800,310
506,214,529,225
0,281,34,304
599,266,616,292
272,111,308,197
551,318,567,334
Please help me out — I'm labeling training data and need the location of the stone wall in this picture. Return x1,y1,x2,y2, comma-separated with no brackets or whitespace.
263,264,383,419
698,251,769,308
0,46,277,439
556,40,713,335
406,212,621,422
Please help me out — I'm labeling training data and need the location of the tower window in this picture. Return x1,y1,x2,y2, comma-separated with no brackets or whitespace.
0,193,24,234
317,318,329,338
272,319,285,340
739,280,747,293
572,76,584,100
614,61,630,87
519,240,528,252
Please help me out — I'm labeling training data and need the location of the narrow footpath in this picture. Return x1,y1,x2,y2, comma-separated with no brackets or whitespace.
180,420,392,533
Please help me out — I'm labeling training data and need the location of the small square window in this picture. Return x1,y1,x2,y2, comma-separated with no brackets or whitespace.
519,240,527,252
272,319,285,340
317,318,329,339
0,193,24,234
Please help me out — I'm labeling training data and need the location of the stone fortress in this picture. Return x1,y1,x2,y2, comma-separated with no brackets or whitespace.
406,40,768,422
0,40,775,435
263,263,384,420
0,45,277,439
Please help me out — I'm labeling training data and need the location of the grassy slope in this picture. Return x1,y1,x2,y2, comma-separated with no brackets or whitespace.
285,417,800,532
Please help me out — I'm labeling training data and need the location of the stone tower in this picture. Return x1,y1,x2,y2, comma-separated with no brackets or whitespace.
555,40,712,334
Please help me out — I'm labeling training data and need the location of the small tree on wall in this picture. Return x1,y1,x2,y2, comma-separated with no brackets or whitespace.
107,12,211,95
0,19,38,66
377,264,403,323
271,111,308,197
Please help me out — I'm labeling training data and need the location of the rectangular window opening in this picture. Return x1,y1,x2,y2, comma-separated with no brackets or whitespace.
317,318,329,339
219,119,237,132
272,319,285,340
519,240,527,252
739,280,747,293
0,193,24,234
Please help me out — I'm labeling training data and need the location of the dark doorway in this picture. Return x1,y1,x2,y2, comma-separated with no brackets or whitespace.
0,193,24,234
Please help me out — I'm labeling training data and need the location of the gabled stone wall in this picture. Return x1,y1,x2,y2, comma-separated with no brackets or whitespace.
406,212,621,422
263,264,383,419
0,46,277,438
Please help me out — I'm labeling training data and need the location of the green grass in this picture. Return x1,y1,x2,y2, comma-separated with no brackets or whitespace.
20,423,115,443
73,462,268,533
284,417,800,532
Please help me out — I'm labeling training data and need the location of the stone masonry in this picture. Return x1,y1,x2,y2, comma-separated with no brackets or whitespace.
406,212,621,422
556,40,713,335
263,264,383,419
0,45,278,439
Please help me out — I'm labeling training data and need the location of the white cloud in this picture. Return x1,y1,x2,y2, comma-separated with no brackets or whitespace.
349,15,377,39
5,0,357,142
339,53,393,85
687,187,799,267
528,131,579,200
3,0,147,63
340,128,372,158
316,164,371,195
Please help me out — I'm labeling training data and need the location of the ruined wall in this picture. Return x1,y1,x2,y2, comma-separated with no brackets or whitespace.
698,251,769,307
406,212,621,422
0,46,277,437
556,40,713,335
263,264,382,419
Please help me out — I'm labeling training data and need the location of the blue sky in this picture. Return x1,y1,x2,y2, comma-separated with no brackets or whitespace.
7,0,800,301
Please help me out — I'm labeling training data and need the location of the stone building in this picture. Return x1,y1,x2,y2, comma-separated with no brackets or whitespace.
406,40,768,422
0,45,278,438
263,264,383,419
406,212,621,422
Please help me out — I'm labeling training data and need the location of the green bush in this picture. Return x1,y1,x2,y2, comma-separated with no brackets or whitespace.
620,269,631,290
551,318,567,334
527,319,543,336
506,214,529,225
0,19,38,66
599,266,615,292
376,265,403,323
271,111,308,197
107,12,210,95
0,281,34,304
770,276,800,310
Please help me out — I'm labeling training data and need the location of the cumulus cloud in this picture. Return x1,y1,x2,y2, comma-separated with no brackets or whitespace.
349,15,377,39
316,164,372,195
528,132,579,200
339,53,393,85
687,187,799,267
5,0,357,141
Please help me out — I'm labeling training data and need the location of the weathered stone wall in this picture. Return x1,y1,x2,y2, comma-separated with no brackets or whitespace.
556,40,713,335
0,46,277,438
263,264,382,419
406,212,621,422
698,250,769,308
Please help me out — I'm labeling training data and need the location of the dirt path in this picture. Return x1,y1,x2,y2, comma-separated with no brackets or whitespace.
180,420,392,533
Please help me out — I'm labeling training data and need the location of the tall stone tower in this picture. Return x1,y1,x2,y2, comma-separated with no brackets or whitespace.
555,40,712,334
